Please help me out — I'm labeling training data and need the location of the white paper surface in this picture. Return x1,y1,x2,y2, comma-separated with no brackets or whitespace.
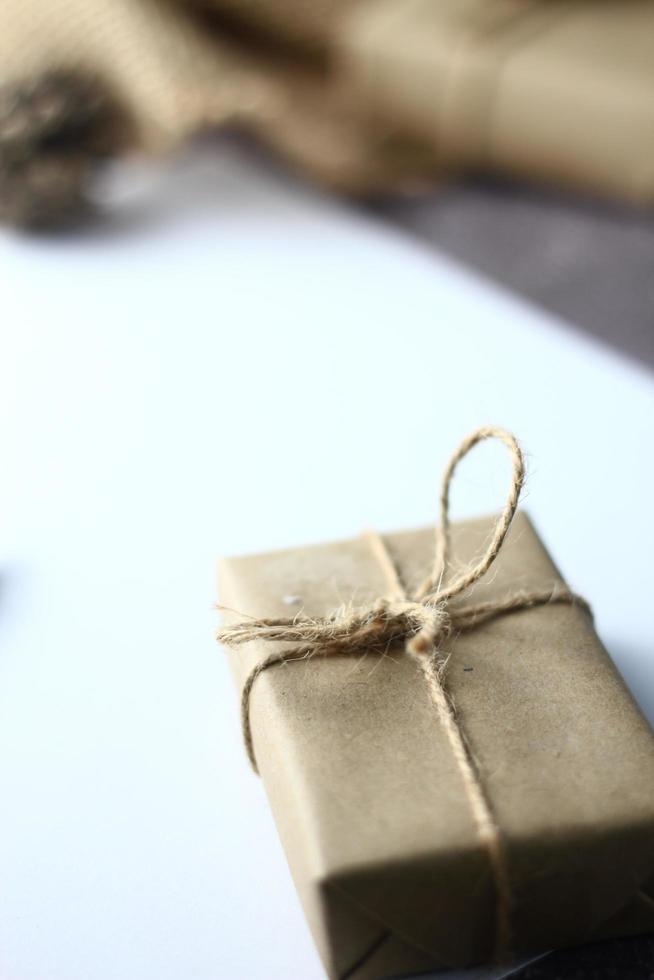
1,142,652,980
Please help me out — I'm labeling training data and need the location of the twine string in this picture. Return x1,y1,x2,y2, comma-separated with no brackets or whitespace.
216,426,590,959
363,524,515,958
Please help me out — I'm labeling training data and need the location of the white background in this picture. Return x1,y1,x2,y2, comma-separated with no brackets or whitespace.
1,142,653,980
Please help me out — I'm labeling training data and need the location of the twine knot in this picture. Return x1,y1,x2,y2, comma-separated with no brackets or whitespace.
406,603,451,656
318,595,452,659
371,597,451,656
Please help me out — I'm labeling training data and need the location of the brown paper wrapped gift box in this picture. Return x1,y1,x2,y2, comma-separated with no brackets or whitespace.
339,0,654,204
218,512,654,979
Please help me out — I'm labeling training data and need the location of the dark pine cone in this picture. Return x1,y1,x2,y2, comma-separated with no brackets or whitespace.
0,69,131,229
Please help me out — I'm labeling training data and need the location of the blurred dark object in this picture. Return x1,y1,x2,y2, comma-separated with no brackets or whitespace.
380,180,654,370
1,0,654,228
0,71,130,228
509,933,654,980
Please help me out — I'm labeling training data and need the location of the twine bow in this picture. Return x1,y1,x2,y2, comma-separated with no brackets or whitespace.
217,425,590,958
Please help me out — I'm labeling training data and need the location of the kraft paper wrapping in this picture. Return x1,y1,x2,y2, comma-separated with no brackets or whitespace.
339,0,654,203
218,512,654,979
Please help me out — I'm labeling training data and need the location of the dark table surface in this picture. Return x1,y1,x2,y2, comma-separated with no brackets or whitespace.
377,178,654,373
509,934,654,980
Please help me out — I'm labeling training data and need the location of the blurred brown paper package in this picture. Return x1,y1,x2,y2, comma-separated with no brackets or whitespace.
1,0,653,226
218,513,654,979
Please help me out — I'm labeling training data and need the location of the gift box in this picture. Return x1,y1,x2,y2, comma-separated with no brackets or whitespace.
339,0,654,204
217,431,654,979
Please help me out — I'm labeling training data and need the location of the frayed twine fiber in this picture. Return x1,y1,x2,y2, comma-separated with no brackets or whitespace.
216,426,591,960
